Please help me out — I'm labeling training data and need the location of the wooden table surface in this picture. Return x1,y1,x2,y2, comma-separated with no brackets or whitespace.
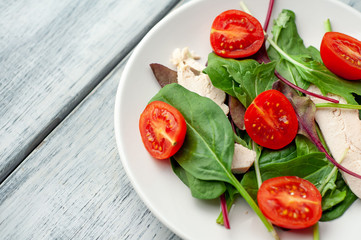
0,0,360,239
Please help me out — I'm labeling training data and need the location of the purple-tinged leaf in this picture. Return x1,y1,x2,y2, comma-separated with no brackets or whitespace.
273,80,361,179
150,63,177,87
229,96,246,130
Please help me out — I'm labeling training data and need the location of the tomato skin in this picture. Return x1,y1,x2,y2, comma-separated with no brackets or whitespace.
139,101,187,160
244,90,298,150
320,32,361,80
210,10,264,58
257,176,322,229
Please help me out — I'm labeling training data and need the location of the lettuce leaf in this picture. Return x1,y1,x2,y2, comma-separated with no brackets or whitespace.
204,53,277,108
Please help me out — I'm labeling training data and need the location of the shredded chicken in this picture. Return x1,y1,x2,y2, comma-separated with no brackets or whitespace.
171,47,229,115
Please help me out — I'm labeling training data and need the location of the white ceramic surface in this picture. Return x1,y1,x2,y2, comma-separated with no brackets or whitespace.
114,0,361,239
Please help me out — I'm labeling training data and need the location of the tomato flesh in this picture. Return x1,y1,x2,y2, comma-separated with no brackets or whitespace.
320,32,361,80
210,10,264,58
257,176,322,229
139,101,187,159
244,90,298,150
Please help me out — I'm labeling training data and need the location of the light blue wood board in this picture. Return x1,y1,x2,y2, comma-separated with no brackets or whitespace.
0,0,179,182
0,54,181,239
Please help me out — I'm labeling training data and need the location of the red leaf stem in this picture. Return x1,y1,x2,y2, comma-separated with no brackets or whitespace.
274,71,339,103
220,194,230,229
263,0,274,31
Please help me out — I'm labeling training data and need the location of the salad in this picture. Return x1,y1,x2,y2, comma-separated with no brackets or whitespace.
135,0,361,239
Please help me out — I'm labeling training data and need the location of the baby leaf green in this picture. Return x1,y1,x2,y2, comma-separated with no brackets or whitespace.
268,9,361,105
204,53,277,108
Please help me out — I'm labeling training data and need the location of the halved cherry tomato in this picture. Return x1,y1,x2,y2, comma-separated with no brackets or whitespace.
139,101,187,160
257,176,322,229
244,90,298,149
320,32,361,80
210,10,264,58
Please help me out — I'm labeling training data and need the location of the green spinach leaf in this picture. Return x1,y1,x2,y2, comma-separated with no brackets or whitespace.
170,158,226,199
151,83,234,183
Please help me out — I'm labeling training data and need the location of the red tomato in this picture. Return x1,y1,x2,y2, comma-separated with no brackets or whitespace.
139,101,187,160
257,176,322,229
210,10,264,58
244,90,298,149
320,32,361,80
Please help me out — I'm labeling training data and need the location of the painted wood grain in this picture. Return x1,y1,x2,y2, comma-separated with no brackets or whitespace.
0,55,181,240
0,0,179,182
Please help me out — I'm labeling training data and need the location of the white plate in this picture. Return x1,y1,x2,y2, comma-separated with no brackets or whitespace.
114,0,361,239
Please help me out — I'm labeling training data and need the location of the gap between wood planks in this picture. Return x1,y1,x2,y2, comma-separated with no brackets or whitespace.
0,0,183,185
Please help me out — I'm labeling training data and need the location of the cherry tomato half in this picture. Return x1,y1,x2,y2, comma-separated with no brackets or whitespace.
139,101,187,160
210,9,264,58
257,176,322,229
244,90,298,150
320,32,361,80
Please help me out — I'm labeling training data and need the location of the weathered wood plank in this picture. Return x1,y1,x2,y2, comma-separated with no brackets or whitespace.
340,0,361,10
0,0,179,182
0,55,181,240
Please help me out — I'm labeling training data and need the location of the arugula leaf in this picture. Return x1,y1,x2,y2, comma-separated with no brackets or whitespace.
241,135,356,220
204,53,277,108
268,9,361,105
